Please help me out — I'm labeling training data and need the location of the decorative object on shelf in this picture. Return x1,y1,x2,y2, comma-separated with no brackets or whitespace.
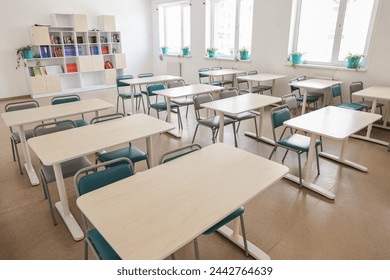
346,53,364,69
182,46,190,56
207,47,217,58
161,46,168,55
16,45,33,69
239,47,249,60
287,51,303,68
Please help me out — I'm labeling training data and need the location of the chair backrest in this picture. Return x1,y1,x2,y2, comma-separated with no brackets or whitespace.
247,70,258,75
297,75,307,81
5,100,39,112
220,88,239,99
270,105,291,142
90,113,124,124
193,94,213,120
146,83,165,97
138,73,154,78
281,93,298,115
198,68,210,82
116,75,134,88
349,81,363,103
168,80,185,88
211,66,222,70
290,77,301,94
331,84,342,99
51,94,81,105
159,144,202,164
33,120,76,137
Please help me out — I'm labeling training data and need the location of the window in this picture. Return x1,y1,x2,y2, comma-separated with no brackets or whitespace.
290,0,379,67
158,1,191,54
205,0,253,58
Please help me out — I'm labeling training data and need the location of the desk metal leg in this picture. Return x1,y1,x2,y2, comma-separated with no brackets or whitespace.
164,97,182,138
146,136,153,168
244,107,275,145
218,112,225,143
301,88,308,114
217,219,270,260
17,126,39,186
53,163,84,241
127,85,136,115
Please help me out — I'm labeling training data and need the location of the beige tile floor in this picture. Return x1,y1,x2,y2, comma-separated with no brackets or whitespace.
0,88,389,260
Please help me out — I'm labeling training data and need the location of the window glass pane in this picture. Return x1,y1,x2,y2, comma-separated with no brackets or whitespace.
165,5,182,53
183,5,191,48
238,0,253,53
212,0,236,56
338,0,374,60
297,0,339,63
158,8,165,47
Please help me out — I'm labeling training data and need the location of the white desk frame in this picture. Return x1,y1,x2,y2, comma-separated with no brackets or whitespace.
154,84,224,138
201,94,281,145
28,114,174,241
202,69,246,88
289,79,344,114
1,99,114,186
77,143,289,259
352,86,390,147
121,75,182,115
237,73,286,95
284,106,381,200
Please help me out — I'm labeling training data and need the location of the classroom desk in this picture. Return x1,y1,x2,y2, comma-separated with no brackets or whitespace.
154,84,225,138
77,143,289,260
28,114,174,241
121,75,182,114
237,73,286,94
201,94,281,145
284,106,381,200
201,69,246,88
289,79,344,114
1,98,114,186
352,86,390,147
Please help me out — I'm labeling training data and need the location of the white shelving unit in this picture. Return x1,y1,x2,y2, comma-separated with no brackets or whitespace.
24,14,126,98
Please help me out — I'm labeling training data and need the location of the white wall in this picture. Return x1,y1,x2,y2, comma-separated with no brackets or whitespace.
151,0,390,99
0,0,152,99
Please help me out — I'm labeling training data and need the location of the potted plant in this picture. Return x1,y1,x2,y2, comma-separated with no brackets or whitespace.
16,45,33,69
207,47,217,58
182,46,190,56
239,47,249,60
346,53,364,69
161,46,168,55
288,51,303,68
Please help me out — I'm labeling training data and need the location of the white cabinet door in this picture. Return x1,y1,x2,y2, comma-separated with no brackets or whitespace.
91,55,104,71
73,14,88,32
78,56,93,72
114,54,127,69
45,75,61,92
31,27,50,45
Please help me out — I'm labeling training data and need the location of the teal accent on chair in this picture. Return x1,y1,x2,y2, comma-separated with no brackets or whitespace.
331,84,364,111
203,206,245,235
116,75,145,114
159,144,202,164
51,95,88,127
74,158,134,260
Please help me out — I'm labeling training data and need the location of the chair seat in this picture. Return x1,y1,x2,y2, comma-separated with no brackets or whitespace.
11,129,35,143
296,95,319,104
98,146,148,165
75,119,89,127
336,103,364,111
357,100,384,109
307,92,324,98
198,116,235,128
150,102,180,111
88,229,121,260
213,80,233,87
203,206,245,235
171,97,194,106
119,92,143,99
225,111,258,121
278,134,321,152
41,157,92,183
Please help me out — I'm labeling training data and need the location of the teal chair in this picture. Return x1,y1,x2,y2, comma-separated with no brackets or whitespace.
90,113,149,169
331,84,364,111
51,95,88,127
167,80,193,118
268,105,321,187
290,77,319,111
116,75,145,114
159,144,248,260
5,100,40,175
210,66,233,87
74,157,135,260
138,73,157,101
349,81,383,115
146,83,183,129
198,68,220,86
33,120,92,225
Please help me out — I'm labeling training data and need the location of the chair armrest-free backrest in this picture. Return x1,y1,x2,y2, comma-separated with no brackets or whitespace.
168,80,185,88
281,93,298,112
193,94,213,111
33,120,76,137
270,105,291,129
5,100,39,112
220,88,239,99
51,94,81,105
116,75,134,88
138,73,154,78
147,83,165,96
159,144,202,164
349,81,363,94
90,113,124,124
331,84,342,98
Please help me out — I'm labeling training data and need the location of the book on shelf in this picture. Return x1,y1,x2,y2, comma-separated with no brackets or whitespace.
40,46,51,58
51,46,63,57
101,46,109,54
31,66,48,76
90,46,99,55
77,46,83,55
45,65,63,75
64,45,76,56
66,63,78,73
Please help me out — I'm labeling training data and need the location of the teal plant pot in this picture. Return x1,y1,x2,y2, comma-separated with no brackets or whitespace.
182,48,190,56
23,50,33,59
240,51,249,60
208,49,216,58
347,57,361,69
291,53,302,65
161,47,168,55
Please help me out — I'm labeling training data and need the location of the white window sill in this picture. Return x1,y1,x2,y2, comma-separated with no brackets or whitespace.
160,54,192,59
204,56,252,63
285,63,367,72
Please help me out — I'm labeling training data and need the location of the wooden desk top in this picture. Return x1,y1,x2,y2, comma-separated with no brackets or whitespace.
284,106,381,139
237,73,286,82
121,75,182,86
1,98,114,127
77,143,289,260
290,79,344,90
154,84,224,98
201,94,281,114
28,114,174,165
201,69,246,76
352,86,390,101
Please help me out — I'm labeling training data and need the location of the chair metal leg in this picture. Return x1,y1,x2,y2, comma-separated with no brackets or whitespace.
282,149,289,163
145,158,150,169
122,99,126,115
41,172,57,225
84,240,89,260
116,96,120,113
253,117,259,139
268,146,278,160
240,215,249,257
141,96,146,114
236,121,241,133
192,124,199,143
194,238,200,260
185,105,189,118
315,146,320,175
13,139,23,175
10,138,16,162
232,123,238,147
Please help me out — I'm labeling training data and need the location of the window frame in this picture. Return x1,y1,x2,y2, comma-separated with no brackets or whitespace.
290,0,380,68
158,1,191,55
